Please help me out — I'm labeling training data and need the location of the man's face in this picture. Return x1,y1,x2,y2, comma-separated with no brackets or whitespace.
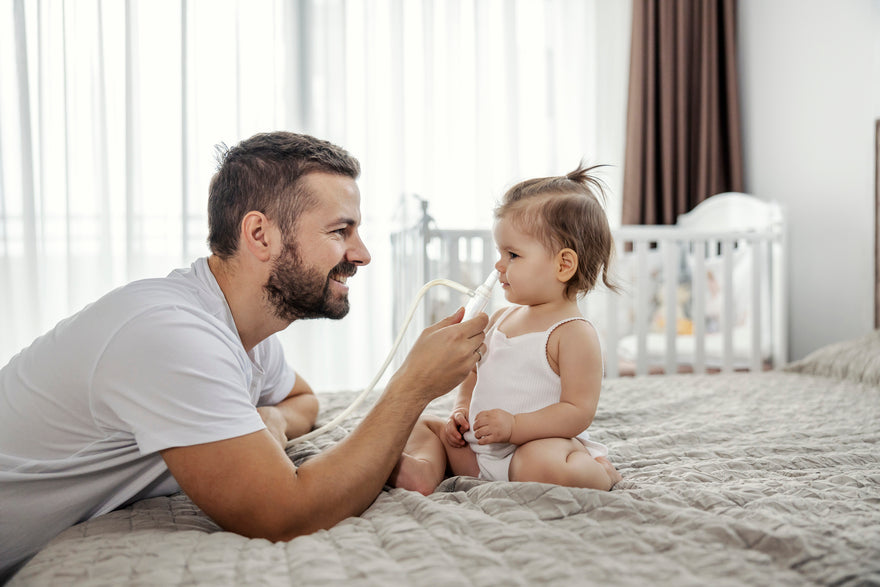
263,172,371,322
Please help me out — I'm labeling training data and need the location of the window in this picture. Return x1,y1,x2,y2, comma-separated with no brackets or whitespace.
0,0,630,391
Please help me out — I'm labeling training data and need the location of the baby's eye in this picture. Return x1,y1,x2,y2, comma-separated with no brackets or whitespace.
507,251,519,260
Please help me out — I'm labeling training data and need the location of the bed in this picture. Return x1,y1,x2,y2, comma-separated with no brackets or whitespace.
10,331,880,585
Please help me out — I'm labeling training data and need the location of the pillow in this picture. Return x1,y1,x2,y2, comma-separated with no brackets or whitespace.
783,331,880,387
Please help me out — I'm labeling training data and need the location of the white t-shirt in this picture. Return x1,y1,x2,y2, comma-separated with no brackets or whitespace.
0,257,297,580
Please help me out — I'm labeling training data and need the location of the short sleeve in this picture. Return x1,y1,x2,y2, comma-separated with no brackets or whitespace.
254,335,297,407
91,307,266,455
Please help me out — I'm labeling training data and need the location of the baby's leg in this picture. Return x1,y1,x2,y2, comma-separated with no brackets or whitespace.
388,416,479,495
388,416,448,495
508,438,622,490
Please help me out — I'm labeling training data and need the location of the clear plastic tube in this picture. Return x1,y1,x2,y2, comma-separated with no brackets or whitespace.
286,276,490,447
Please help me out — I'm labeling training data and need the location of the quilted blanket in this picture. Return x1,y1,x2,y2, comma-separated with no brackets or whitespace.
11,352,880,585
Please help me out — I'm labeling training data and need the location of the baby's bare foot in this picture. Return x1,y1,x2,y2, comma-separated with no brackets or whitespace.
595,456,623,489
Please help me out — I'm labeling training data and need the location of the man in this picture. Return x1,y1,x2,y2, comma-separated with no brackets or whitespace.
0,132,488,581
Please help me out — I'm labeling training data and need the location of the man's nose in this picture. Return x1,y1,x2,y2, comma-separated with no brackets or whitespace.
348,234,371,266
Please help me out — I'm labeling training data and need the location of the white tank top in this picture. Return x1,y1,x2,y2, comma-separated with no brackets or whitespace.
464,306,593,456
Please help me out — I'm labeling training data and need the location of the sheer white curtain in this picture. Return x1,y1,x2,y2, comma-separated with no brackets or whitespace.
0,0,631,392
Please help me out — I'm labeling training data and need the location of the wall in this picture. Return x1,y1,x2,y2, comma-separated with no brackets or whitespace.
738,0,878,360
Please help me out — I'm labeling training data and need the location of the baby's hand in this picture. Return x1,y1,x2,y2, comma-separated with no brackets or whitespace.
444,409,470,447
472,409,514,444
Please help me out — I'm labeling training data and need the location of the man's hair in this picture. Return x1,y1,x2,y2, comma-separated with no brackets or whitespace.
207,131,361,259
495,163,619,299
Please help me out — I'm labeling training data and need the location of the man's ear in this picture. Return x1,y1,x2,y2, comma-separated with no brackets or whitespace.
555,248,578,283
240,211,274,262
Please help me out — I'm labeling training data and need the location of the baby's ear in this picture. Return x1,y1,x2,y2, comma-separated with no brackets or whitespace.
555,248,578,282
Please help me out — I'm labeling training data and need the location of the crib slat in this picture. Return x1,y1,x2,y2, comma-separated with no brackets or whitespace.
721,239,735,372
692,239,706,374
605,289,619,378
603,237,625,378
462,236,472,284
750,238,762,372
422,228,433,328
772,227,787,369
482,237,495,283
468,236,479,285
663,240,678,374
635,239,650,376
390,232,400,337
446,235,460,288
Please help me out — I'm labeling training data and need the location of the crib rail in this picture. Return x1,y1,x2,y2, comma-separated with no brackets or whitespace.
391,205,786,377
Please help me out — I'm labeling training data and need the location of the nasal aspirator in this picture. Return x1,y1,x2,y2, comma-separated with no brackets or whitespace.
462,270,499,321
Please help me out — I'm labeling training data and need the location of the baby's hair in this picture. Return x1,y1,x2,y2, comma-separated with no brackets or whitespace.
495,163,619,299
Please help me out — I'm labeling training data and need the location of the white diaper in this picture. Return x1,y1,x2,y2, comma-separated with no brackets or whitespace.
476,451,515,482
474,436,608,482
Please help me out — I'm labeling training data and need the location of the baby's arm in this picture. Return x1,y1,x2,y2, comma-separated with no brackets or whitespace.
445,307,507,447
472,320,602,446
444,370,476,447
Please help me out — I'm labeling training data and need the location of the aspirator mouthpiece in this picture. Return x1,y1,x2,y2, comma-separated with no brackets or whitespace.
462,270,499,320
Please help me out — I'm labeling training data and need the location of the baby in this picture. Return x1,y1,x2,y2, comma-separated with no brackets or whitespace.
390,164,622,494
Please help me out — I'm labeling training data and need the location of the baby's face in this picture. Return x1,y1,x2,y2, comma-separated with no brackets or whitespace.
492,217,559,306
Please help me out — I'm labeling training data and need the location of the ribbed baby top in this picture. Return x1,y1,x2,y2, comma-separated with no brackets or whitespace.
464,306,592,457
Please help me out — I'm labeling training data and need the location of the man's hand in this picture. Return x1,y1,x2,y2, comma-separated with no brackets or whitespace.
472,409,515,444
257,406,288,448
391,308,488,406
444,409,470,447
258,383,319,447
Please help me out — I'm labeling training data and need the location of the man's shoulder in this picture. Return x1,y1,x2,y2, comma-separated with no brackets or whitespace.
106,281,233,343
89,283,251,399
98,272,218,321
59,273,232,359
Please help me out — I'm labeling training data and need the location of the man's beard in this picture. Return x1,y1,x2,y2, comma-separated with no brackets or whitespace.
263,243,357,322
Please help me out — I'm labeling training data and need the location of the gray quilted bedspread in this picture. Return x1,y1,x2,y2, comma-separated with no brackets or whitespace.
11,371,880,586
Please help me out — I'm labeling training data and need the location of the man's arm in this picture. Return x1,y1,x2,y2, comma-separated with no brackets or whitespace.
258,374,319,445
161,308,488,542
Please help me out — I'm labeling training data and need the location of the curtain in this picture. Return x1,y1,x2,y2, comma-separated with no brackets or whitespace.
622,0,743,226
0,0,631,392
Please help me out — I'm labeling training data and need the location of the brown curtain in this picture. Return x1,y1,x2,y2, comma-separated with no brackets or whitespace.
622,0,744,226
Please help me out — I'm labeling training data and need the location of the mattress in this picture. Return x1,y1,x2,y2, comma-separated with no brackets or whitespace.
10,332,880,586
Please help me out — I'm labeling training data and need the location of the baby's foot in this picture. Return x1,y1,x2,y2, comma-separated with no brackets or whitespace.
388,453,440,496
595,456,623,489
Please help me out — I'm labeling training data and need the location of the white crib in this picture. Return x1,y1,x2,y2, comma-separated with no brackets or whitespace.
390,193,787,377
